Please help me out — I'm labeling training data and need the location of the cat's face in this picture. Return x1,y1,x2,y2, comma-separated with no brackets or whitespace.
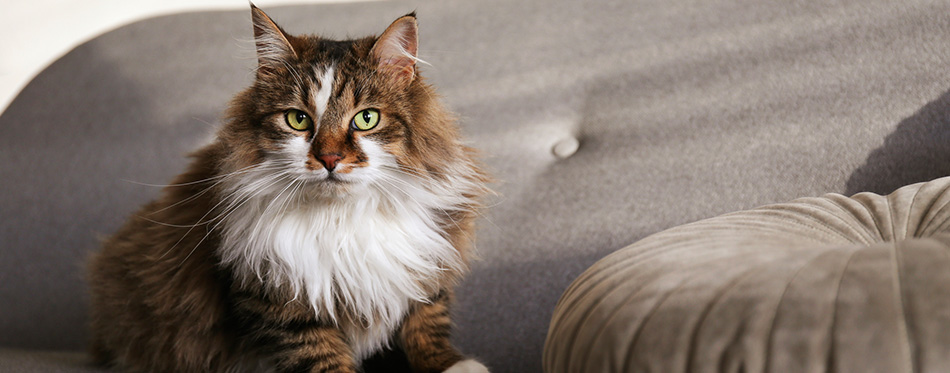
220,7,446,197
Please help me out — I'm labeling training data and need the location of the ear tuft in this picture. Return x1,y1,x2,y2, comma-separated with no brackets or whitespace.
371,14,420,86
251,4,297,70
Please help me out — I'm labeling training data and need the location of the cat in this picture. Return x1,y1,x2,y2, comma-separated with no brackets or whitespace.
87,5,491,373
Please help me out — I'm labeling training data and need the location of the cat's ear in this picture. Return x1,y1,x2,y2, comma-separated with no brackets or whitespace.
371,13,419,87
251,4,297,71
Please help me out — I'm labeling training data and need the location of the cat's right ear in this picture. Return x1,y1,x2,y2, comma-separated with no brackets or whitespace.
251,4,297,72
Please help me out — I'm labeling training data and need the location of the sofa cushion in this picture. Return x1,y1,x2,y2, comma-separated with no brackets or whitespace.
545,177,950,372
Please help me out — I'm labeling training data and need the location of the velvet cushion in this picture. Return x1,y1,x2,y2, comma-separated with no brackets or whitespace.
545,177,950,372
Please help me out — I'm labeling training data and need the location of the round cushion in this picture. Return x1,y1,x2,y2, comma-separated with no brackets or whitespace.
545,177,950,372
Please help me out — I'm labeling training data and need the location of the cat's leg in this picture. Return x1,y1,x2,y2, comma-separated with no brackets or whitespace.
398,289,489,373
232,291,357,373
269,326,356,373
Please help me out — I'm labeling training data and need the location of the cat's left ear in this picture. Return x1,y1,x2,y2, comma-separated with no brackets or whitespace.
251,4,297,72
371,13,419,87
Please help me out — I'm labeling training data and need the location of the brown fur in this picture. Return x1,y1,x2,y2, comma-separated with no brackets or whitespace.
89,6,489,373
398,290,465,372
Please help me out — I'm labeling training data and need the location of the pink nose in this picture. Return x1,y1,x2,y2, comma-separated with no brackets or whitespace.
317,154,342,171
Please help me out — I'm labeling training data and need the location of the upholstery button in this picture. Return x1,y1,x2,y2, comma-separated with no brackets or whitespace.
553,137,580,159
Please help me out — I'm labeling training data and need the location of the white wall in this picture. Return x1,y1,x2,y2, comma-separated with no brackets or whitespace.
0,0,368,113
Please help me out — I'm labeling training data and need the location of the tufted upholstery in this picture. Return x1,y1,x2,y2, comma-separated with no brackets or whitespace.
546,177,950,372
3,0,950,372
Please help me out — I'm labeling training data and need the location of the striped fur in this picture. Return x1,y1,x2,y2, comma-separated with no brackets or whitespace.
399,290,466,371
88,5,490,373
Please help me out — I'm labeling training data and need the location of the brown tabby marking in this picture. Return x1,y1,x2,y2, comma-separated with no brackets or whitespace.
88,5,489,373
399,291,465,372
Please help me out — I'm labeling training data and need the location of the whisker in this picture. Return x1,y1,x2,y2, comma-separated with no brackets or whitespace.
375,175,469,243
244,175,303,254
160,166,289,260
177,171,295,267
214,169,299,231
260,178,305,251
123,163,269,188
379,164,452,178
378,167,481,211
136,215,213,229
191,116,218,129
217,168,293,215
377,165,500,232
148,165,286,216
145,164,280,224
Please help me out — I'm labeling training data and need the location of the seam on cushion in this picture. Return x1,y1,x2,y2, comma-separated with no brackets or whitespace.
890,187,902,243
923,191,950,237
683,259,785,373
571,263,681,372
825,246,862,372
914,181,950,238
753,206,840,240
619,276,696,373
711,217,831,246
825,195,878,245
854,193,888,243
560,245,728,372
926,182,950,236
575,246,753,372
890,241,916,373
930,217,950,239
576,273,679,372
808,198,873,245
552,237,701,364
717,316,750,373
555,225,773,334
552,242,668,339
759,203,859,244
905,183,925,239
783,205,856,243
557,232,700,308
761,203,846,238
762,248,838,372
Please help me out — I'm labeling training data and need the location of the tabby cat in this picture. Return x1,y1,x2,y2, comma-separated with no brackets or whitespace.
88,5,490,372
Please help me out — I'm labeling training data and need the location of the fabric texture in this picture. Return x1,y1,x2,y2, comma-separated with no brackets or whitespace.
0,349,98,373
2,0,950,372
546,177,950,372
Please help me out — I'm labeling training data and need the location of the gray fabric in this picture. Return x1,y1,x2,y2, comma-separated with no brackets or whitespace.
0,349,100,372
545,177,950,372
2,0,950,372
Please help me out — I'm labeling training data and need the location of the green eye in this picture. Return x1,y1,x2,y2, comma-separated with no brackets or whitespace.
352,109,380,131
285,109,312,131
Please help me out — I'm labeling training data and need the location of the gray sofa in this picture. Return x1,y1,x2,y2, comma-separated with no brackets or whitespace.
3,0,950,372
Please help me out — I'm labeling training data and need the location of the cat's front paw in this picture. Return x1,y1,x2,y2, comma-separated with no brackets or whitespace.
444,359,489,373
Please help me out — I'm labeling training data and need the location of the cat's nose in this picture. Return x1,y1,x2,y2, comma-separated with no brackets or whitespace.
317,153,342,171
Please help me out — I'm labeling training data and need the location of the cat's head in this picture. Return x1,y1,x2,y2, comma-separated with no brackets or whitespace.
218,5,465,198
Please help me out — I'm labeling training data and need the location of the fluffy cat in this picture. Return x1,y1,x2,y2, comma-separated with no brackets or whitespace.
88,5,490,373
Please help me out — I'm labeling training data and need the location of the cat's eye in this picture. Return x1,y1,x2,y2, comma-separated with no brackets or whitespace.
284,109,312,131
351,109,380,131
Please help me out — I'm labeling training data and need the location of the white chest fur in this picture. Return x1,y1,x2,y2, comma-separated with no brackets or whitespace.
216,166,467,359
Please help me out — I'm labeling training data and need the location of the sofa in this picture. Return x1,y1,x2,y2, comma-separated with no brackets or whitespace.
2,0,950,372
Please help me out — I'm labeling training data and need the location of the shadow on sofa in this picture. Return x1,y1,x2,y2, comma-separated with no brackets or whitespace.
846,88,950,195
